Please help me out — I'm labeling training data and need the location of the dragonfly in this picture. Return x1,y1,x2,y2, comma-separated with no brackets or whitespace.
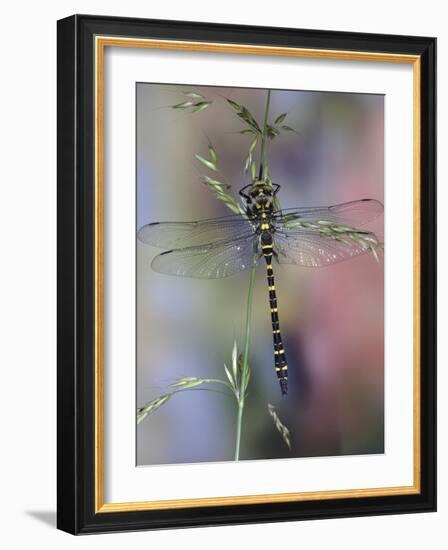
137,180,383,396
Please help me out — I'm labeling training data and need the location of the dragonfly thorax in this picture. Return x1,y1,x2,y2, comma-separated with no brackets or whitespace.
246,182,275,220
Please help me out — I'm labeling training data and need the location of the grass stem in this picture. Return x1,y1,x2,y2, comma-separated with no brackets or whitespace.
259,89,271,180
234,90,272,460
234,254,258,460
234,402,244,460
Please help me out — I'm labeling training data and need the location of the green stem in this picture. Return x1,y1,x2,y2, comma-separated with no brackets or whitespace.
259,89,271,180
234,90,272,461
242,254,258,373
234,253,258,461
235,402,244,461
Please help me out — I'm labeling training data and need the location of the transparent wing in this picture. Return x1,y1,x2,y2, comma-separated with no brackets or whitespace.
273,229,381,267
272,199,383,227
138,214,253,249
151,234,260,278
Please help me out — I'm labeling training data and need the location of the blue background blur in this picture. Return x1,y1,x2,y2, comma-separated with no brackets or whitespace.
136,83,384,465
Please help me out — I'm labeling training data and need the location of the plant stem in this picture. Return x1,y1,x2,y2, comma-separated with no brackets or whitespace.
234,402,244,461
242,254,258,374
259,89,271,180
234,90,272,461
234,253,257,461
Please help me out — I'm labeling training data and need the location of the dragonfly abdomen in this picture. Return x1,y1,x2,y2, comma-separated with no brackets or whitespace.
261,232,288,396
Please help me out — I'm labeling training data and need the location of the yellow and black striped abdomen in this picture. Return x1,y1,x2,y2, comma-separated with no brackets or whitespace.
261,232,288,395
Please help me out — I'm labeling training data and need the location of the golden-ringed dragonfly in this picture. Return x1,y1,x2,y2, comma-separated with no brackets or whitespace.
138,180,383,395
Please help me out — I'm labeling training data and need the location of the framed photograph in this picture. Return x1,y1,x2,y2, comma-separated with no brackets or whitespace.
57,14,436,534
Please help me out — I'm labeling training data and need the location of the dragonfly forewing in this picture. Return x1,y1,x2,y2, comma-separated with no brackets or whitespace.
150,233,260,278
138,214,254,249
272,199,383,228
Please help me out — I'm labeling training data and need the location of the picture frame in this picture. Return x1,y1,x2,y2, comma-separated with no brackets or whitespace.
57,14,436,534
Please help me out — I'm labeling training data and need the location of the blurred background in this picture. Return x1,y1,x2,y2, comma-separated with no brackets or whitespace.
136,83,384,466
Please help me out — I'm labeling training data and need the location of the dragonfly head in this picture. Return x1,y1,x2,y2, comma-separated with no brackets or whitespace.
249,180,273,200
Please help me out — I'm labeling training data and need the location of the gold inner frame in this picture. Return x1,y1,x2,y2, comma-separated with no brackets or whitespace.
94,36,421,513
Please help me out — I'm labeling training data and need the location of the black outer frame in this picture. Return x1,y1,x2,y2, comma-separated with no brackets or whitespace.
57,14,436,535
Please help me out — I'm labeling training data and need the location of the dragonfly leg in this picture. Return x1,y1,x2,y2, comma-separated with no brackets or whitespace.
271,183,281,196
239,184,252,203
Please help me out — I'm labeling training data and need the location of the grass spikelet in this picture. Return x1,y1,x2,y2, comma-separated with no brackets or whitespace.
267,403,292,450
137,394,173,424
196,142,245,215
169,91,212,112
137,376,230,424
195,153,217,172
